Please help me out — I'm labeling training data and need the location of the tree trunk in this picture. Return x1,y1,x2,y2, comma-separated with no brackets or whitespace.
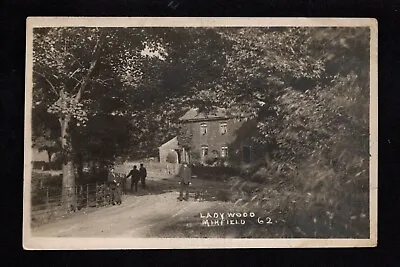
56,38,101,211
60,115,77,211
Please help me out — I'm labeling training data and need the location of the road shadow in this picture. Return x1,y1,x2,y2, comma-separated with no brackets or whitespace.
122,179,178,197
122,177,238,202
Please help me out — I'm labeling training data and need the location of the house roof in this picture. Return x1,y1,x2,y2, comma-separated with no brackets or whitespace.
179,108,231,122
179,107,252,122
158,136,180,149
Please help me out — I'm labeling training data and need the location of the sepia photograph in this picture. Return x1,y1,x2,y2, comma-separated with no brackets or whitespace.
23,17,377,249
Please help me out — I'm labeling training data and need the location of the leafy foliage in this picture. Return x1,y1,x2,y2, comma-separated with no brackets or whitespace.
176,123,193,150
214,27,370,237
32,26,371,235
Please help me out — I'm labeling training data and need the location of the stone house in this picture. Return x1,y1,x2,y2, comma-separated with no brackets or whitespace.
158,108,265,165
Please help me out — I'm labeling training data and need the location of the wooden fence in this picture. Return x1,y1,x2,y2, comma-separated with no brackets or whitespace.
31,181,124,226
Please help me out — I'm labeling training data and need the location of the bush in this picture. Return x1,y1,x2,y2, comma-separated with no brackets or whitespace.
205,157,218,166
244,150,369,238
251,167,270,183
166,151,177,163
192,165,239,180
188,150,201,163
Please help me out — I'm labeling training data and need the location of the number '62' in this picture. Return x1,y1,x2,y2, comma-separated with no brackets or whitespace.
257,217,273,224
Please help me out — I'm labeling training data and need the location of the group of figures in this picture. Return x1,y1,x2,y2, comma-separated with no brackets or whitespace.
108,161,193,204
107,163,147,205
126,163,148,192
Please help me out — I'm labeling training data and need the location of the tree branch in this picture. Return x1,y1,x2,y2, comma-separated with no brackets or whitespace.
68,68,81,79
72,80,82,91
33,70,59,96
90,78,113,86
66,52,84,68
74,33,103,101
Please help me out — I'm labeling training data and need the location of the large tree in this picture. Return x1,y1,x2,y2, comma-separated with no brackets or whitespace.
32,27,170,210
32,27,228,209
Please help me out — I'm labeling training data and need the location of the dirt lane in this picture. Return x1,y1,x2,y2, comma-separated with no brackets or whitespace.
32,177,235,238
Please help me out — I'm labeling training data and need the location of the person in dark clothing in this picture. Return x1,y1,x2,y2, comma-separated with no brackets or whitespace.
126,165,140,192
139,163,147,189
177,162,192,201
110,179,122,205
108,168,122,202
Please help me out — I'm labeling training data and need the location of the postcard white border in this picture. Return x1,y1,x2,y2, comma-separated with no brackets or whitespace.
23,17,378,249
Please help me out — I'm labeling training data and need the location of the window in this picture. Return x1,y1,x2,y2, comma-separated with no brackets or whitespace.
220,122,228,135
201,145,208,157
221,146,228,158
200,122,207,135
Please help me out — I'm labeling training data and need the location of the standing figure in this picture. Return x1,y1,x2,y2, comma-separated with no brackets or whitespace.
108,167,116,182
126,165,140,193
177,162,192,201
139,163,147,189
110,179,122,205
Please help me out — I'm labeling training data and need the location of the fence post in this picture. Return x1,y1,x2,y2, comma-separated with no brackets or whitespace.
101,183,103,206
45,187,49,209
103,182,107,206
75,186,78,208
86,184,89,208
95,182,98,207
79,185,83,208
